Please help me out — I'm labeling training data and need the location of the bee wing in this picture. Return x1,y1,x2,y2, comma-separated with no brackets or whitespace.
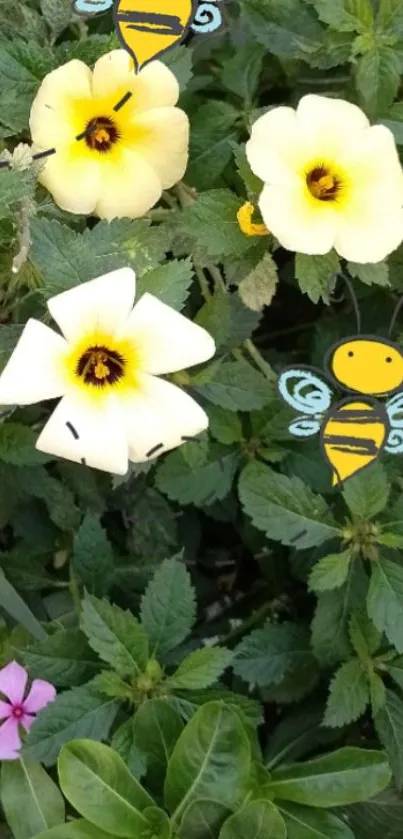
73,0,113,14
278,366,333,412
191,0,224,33
385,392,403,453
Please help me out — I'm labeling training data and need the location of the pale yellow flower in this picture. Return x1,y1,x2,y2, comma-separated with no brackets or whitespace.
246,95,403,263
29,51,189,220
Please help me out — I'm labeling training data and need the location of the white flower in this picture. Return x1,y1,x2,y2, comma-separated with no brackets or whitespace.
0,268,215,474
29,51,189,220
246,94,403,263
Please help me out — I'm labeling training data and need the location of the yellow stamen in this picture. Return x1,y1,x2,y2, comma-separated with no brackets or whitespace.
237,202,269,237
94,359,110,380
94,128,110,145
310,174,335,199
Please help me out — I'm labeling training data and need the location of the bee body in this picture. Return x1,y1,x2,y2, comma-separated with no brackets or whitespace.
321,398,389,486
114,0,195,68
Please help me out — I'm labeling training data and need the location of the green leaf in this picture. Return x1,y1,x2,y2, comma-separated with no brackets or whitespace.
369,670,386,716
374,689,403,790
21,821,114,839
23,684,118,766
72,515,114,597
295,252,340,304
133,700,184,789
195,292,261,352
279,803,355,839
156,446,239,507
40,0,72,39
311,0,373,31
356,45,401,116
58,740,154,838
239,461,340,549
234,622,312,688
311,560,368,665
265,747,391,807
143,807,171,839
347,785,403,839
80,593,149,677
187,101,238,190
22,629,99,687
234,145,264,202
140,557,196,657
177,799,231,839
347,261,390,287
164,701,251,823
162,44,193,91
377,0,403,34
323,659,370,727
0,424,50,466
111,719,147,780
342,463,389,519
367,557,403,652
1,759,65,839
193,358,271,412
387,655,403,689
0,569,46,640
220,42,265,103
241,0,324,59
208,405,243,445
219,800,286,839
167,647,233,690
238,254,278,312
308,550,352,593
136,259,193,311
90,671,133,701
265,705,339,770
177,190,253,261
349,610,381,659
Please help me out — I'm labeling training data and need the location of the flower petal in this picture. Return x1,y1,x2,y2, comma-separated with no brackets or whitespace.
23,679,56,714
95,149,162,220
296,94,369,141
29,59,92,149
341,124,403,200
335,201,403,263
125,293,215,374
36,393,129,475
0,701,12,720
246,106,303,187
21,714,35,732
0,662,27,705
37,148,101,216
123,373,209,462
0,320,67,406
127,107,189,189
92,52,179,110
0,717,21,760
47,267,136,343
258,182,338,255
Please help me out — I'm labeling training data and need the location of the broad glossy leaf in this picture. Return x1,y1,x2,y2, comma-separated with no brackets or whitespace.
219,800,286,839
375,690,403,790
1,759,65,839
177,799,231,839
280,803,355,839
27,821,114,839
133,700,184,789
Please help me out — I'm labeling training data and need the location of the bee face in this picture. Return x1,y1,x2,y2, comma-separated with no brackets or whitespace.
328,338,403,396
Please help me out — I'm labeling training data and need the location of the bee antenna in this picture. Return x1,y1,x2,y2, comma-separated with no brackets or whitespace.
330,271,361,334
389,295,403,338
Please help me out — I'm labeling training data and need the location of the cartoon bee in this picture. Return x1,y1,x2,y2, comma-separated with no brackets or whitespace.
73,0,225,70
278,275,403,488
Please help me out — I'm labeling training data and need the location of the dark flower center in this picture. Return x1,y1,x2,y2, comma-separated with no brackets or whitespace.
76,345,125,387
12,706,23,719
85,116,120,153
306,166,340,201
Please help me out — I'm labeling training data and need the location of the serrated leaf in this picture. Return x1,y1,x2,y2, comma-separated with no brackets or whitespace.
241,0,324,59
369,670,386,715
367,557,403,652
208,405,243,445
156,446,239,507
162,44,193,91
22,629,99,687
233,145,264,202
349,610,381,659
187,101,239,189
295,252,340,303
140,557,196,658
0,169,34,219
239,253,278,312
375,690,403,790
239,461,340,549
356,45,401,116
220,42,265,102
1,759,65,839
177,189,254,261
377,0,403,34
324,659,369,727
40,0,72,39
23,684,118,766
167,647,233,690
136,259,193,311
347,261,390,287
308,550,352,593
80,593,149,677
195,292,261,351
312,560,368,665
90,671,133,701
342,463,389,519
73,515,114,597
234,622,312,688
193,358,271,411
311,0,373,31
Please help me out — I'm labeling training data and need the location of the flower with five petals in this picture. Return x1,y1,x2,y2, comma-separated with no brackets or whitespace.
0,661,55,760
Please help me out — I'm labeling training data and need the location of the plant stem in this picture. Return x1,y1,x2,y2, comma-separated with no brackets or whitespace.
195,265,211,300
243,338,276,382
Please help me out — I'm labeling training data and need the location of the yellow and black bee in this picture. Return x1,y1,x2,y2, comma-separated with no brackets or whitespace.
73,0,225,70
278,276,403,487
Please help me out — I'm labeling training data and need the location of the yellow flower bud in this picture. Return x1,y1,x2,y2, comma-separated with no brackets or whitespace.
237,202,269,237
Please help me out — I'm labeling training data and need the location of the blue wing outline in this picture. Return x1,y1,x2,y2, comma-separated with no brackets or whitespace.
278,367,334,439
385,391,403,454
73,0,113,15
191,0,223,33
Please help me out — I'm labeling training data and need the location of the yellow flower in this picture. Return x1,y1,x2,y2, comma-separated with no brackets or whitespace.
246,94,403,263
29,51,189,220
237,202,269,237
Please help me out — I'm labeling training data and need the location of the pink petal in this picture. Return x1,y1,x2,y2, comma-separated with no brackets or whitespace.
0,662,27,705
0,717,21,760
21,713,35,732
0,701,12,720
23,679,56,714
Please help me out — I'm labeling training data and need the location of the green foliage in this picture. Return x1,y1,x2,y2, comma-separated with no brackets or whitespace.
80,594,149,677
0,760,65,839
140,557,196,658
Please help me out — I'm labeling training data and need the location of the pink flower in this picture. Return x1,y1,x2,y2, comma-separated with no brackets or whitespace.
0,661,56,760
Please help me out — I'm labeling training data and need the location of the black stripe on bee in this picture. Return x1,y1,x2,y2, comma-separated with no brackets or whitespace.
116,10,183,34
331,408,382,423
323,434,378,456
